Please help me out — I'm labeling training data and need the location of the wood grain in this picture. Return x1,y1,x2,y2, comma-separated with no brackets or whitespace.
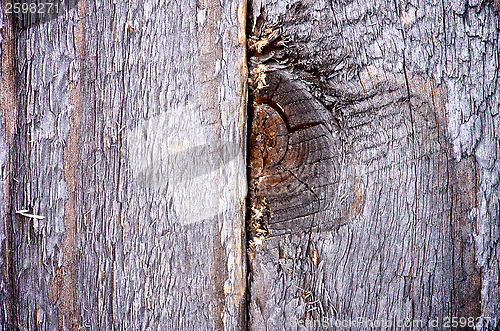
248,70,341,238
246,0,499,329
0,0,248,329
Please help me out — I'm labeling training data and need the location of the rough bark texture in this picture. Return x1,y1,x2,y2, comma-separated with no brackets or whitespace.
247,0,499,330
1,0,499,330
0,0,247,330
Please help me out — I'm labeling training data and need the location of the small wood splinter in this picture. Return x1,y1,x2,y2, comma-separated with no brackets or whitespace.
16,209,46,220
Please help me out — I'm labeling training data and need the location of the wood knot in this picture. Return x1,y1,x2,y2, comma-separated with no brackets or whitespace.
248,71,341,239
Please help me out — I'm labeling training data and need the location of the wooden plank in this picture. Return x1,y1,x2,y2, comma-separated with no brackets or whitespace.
0,0,248,329
0,3,17,327
246,0,499,329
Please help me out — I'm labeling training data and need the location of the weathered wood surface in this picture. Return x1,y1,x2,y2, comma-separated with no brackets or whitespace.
0,0,247,330
247,0,499,329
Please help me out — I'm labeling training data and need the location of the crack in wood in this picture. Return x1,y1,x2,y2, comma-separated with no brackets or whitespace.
254,95,325,134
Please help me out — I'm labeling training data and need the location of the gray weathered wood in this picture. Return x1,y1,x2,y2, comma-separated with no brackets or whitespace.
0,0,248,329
2,0,499,329
247,0,499,329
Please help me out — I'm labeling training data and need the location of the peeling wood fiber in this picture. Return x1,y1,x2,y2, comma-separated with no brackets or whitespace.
1,0,247,330
246,0,499,329
0,4,16,328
